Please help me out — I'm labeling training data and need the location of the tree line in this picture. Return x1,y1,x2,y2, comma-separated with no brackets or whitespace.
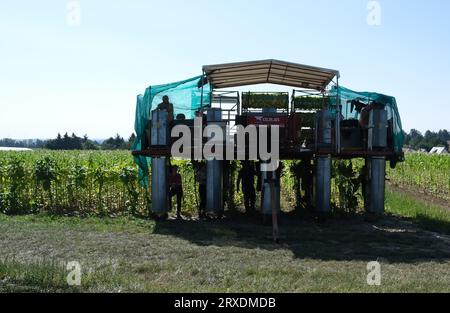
0,133,136,150
403,129,449,151
2,129,448,152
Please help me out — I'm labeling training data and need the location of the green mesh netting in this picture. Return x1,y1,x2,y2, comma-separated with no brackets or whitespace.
328,86,404,153
132,75,211,186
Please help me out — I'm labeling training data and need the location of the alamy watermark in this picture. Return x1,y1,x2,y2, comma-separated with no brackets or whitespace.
66,1,81,26
367,261,381,286
66,261,82,286
171,117,280,171
367,1,381,26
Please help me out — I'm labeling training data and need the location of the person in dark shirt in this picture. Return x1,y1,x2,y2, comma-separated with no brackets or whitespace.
168,165,183,219
237,161,257,214
359,102,384,128
157,95,174,123
194,109,207,126
194,161,207,218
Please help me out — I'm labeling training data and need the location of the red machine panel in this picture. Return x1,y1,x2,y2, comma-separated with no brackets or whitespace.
246,115,289,127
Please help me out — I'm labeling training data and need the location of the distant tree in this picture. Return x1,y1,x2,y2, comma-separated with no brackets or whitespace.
45,132,83,150
102,134,127,150
0,138,19,147
0,133,98,150
81,135,99,150
126,133,136,149
35,139,46,149
0,138,46,149
73,133,83,150
404,129,449,151
408,129,423,149
403,130,411,146
63,133,70,149
438,130,450,149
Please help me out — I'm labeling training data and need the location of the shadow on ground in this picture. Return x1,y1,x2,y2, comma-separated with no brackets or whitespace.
153,211,450,263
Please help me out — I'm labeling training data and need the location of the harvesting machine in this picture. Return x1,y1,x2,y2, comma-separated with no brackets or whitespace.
133,59,404,220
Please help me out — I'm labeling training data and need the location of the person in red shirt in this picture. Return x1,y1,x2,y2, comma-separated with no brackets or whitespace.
168,165,183,219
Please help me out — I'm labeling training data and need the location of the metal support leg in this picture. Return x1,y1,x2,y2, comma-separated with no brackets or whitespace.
367,157,386,215
206,108,224,214
315,156,331,214
151,157,168,215
206,159,223,213
261,170,280,215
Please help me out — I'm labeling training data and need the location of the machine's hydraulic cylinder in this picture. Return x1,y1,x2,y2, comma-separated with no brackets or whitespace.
315,155,331,213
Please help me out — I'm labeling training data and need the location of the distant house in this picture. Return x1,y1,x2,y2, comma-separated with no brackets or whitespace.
429,147,448,154
403,147,416,153
0,147,33,152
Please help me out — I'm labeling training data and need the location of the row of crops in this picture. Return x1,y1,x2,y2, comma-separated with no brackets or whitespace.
241,93,331,111
241,92,289,109
0,151,145,216
386,153,450,201
0,150,242,217
280,153,450,213
0,150,448,216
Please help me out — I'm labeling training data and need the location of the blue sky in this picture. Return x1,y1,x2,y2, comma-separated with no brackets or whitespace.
0,0,449,139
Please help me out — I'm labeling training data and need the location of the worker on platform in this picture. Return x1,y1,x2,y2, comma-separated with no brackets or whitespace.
194,161,207,218
359,101,384,128
195,109,207,125
157,95,174,123
168,165,183,219
358,101,385,149
236,161,257,214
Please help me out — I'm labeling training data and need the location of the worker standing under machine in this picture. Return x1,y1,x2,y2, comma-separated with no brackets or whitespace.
157,95,174,123
168,165,183,219
194,161,207,218
299,159,313,209
236,161,257,215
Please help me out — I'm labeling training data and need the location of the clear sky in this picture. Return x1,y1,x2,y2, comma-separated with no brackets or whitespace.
0,0,449,139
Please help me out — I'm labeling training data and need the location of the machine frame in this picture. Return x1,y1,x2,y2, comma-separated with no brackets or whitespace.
133,59,403,218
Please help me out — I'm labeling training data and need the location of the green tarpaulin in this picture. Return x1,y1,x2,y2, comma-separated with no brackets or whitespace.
329,86,404,153
132,76,211,186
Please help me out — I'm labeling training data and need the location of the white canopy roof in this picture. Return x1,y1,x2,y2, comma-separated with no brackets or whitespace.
203,59,340,91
